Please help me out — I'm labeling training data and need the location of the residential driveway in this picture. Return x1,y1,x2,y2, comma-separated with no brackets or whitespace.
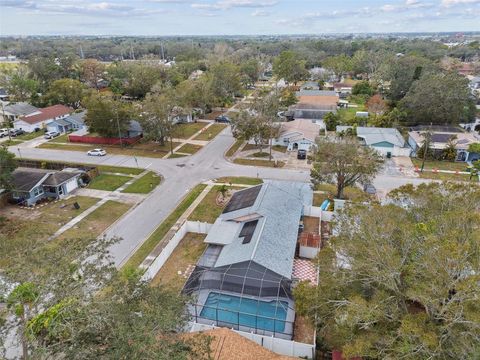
9,126,432,267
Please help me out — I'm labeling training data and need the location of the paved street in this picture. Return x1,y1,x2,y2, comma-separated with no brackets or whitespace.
8,127,430,267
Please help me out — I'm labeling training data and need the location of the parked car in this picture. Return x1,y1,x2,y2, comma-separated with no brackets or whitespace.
363,183,377,195
44,131,60,139
0,128,9,138
297,149,307,160
87,148,107,156
10,129,25,137
215,115,230,123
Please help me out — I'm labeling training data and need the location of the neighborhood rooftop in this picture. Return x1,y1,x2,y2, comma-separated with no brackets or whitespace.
4,102,39,116
20,104,72,124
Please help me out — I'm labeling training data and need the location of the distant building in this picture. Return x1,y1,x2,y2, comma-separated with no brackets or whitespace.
290,90,339,123
274,119,322,151
14,104,72,133
47,111,87,134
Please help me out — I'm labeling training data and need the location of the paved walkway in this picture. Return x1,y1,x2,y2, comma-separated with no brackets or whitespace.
163,121,216,158
139,183,214,270
75,188,146,205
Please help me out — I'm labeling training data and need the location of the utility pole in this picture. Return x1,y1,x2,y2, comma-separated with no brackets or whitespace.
115,100,123,148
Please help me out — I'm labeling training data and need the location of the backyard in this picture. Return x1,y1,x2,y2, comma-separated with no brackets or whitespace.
313,184,371,206
150,232,207,292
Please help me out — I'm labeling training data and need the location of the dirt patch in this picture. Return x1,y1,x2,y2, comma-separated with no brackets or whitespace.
0,205,41,221
293,314,316,344
303,216,319,234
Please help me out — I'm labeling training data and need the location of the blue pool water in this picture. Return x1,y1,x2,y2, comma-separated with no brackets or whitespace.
200,292,288,333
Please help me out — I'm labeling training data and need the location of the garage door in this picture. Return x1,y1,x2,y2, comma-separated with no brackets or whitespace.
65,178,78,193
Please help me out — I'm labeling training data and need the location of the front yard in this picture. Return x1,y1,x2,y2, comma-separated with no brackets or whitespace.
88,174,132,191
193,124,227,141
150,232,207,292
171,122,208,139
215,177,263,186
176,143,203,155
233,158,285,168
122,172,161,194
188,185,228,223
313,184,371,206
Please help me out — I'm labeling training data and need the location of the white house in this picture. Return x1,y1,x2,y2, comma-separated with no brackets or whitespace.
14,104,72,133
273,119,322,151
2,102,39,125
337,126,412,157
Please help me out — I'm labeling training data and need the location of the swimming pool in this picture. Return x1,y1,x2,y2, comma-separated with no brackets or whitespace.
200,292,288,333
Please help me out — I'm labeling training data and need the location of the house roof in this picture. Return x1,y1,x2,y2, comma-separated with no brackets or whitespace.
11,167,82,192
337,126,406,148
11,168,51,192
64,111,86,125
279,119,322,143
185,328,296,360
19,105,72,125
297,90,337,97
51,118,72,126
205,181,313,279
4,102,39,116
409,130,480,150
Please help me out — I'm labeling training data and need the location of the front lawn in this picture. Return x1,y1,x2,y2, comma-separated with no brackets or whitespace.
122,184,208,272
272,145,288,153
252,152,269,158
171,122,208,139
122,172,161,194
88,174,132,191
225,139,244,157
314,184,371,203
193,124,227,141
48,133,70,143
233,158,285,168
411,158,469,172
416,171,472,182
188,185,227,223
15,131,44,141
176,143,203,155
97,165,144,175
150,233,207,292
215,177,263,186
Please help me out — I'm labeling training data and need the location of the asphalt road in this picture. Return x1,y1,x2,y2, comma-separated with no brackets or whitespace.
9,127,430,267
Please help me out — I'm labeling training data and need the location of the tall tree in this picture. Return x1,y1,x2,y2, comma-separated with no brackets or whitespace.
240,58,260,87
44,78,87,109
366,94,387,119
311,137,382,199
208,61,242,106
399,72,475,125
273,51,308,85
140,92,175,151
7,66,38,102
81,59,105,89
0,146,17,190
84,95,132,138
294,182,480,359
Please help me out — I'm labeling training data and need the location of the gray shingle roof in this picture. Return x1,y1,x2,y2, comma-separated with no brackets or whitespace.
206,181,313,279
337,126,406,148
4,102,39,116
64,111,86,125
11,168,50,192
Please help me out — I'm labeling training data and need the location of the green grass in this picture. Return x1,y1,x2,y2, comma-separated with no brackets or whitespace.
88,174,132,191
215,177,263,186
193,124,227,141
252,152,270,158
48,133,70,143
176,143,203,155
122,172,161,194
225,139,244,157
122,184,208,271
314,184,371,203
416,171,472,182
188,186,227,223
97,165,144,175
168,153,188,159
2,139,23,146
272,145,287,153
233,158,285,168
171,122,208,139
411,158,469,172
15,131,44,141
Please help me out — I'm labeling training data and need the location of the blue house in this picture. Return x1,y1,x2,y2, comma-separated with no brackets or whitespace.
47,111,86,134
11,168,84,206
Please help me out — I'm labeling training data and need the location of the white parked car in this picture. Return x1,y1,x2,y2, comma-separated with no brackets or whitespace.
87,148,107,156
0,128,9,137
44,131,60,139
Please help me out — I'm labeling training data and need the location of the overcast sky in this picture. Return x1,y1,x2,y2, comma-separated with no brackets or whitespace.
0,0,479,36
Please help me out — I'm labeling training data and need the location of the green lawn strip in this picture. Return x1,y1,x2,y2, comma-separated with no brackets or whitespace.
193,124,227,141
168,153,188,159
411,158,470,172
15,132,44,141
122,184,208,271
215,177,263,186
233,158,285,168
122,172,161,194
252,152,269,158
88,174,132,191
57,200,131,241
176,143,203,155
188,185,226,223
272,145,287,153
225,139,244,157
313,193,329,207
416,171,473,182
97,165,143,175
48,133,70,143
171,122,208,139
2,139,24,146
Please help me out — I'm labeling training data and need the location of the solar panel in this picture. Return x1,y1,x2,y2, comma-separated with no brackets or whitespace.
239,220,258,244
223,185,261,214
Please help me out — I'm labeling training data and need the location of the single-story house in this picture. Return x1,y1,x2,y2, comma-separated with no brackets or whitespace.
0,88,9,102
290,90,339,122
11,167,85,206
300,81,320,90
184,181,313,340
273,119,322,151
14,104,72,133
1,102,40,125
333,83,353,99
337,126,412,157
469,76,480,96
408,129,480,162
46,111,87,133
